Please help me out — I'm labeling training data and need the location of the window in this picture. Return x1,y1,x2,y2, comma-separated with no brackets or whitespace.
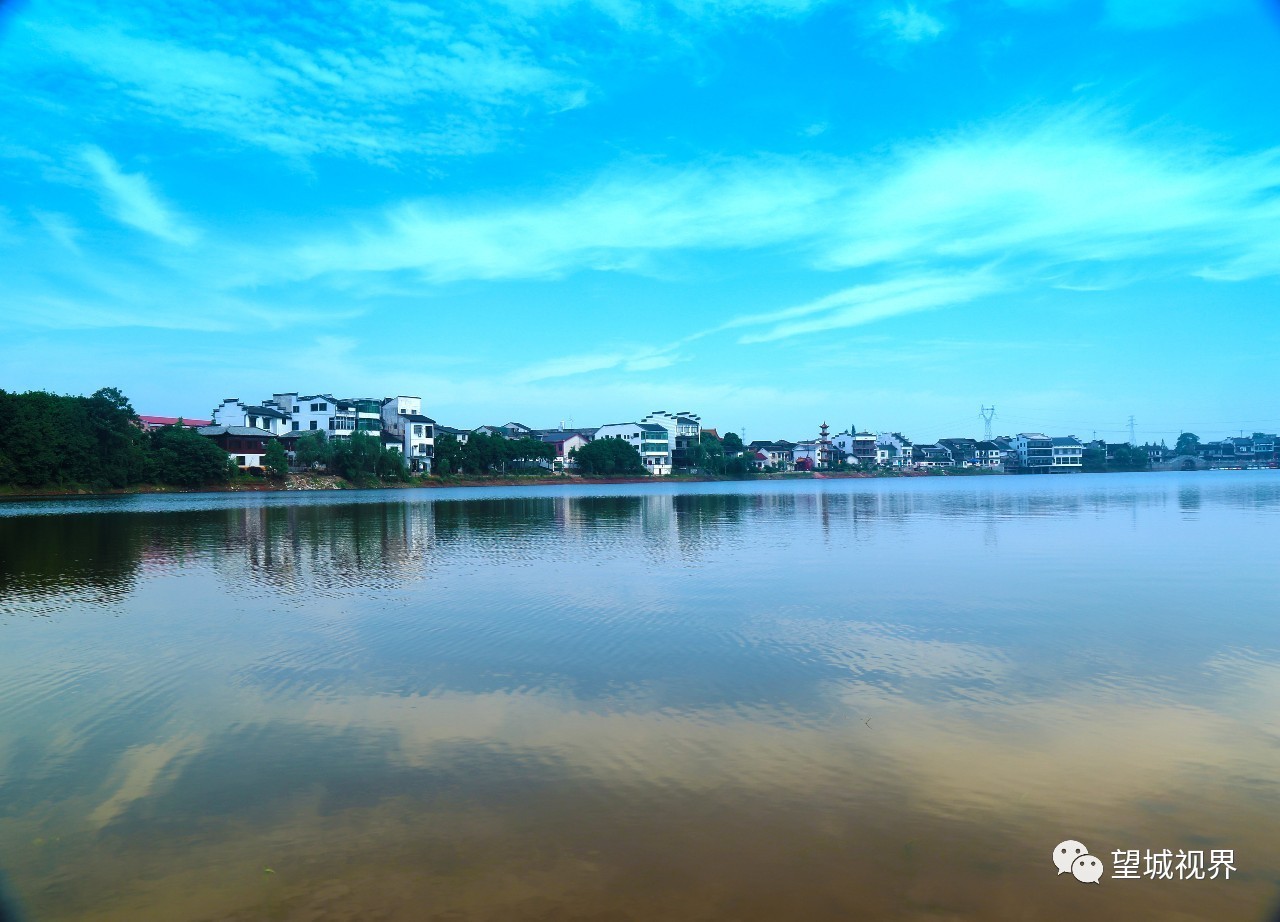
400,408,407,414
292,421,300,431
292,405,299,413
235,456,246,466
310,421,318,430
249,416,258,427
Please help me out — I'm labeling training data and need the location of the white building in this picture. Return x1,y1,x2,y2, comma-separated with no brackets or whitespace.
211,398,292,436
271,393,339,436
1012,433,1054,472
875,432,913,469
831,430,878,466
538,431,592,471
974,440,1006,470
594,422,672,475
1050,436,1084,472
381,396,435,472
640,410,702,468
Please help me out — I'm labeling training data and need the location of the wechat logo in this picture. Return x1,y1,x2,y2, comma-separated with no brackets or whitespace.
1054,840,1104,884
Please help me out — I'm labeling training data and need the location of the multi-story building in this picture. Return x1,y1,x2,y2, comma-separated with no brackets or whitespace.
912,444,954,468
380,396,435,473
271,393,338,435
1252,433,1277,463
197,425,277,468
1050,436,1084,471
938,438,980,467
340,398,382,439
876,432,913,469
969,440,1004,470
1012,433,1054,472
593,422,672,475
831,430,879,466
641,410,702,469
210,398,292,435
538,431,593,471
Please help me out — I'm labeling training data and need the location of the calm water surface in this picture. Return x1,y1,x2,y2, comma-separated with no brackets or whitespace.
1,473,1278,921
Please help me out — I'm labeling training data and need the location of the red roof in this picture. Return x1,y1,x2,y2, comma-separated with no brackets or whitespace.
138,415,212,428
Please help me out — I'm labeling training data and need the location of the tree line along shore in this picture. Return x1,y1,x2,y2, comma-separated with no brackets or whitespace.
0,387,756,496
0,386,1242,499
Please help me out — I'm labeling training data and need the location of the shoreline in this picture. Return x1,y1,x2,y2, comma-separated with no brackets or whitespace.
0,466,1237,502
0,469,939,501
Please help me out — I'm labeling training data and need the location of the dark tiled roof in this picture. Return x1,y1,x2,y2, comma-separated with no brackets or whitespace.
241,405,289,418
404,414,436,423
197,425,276,437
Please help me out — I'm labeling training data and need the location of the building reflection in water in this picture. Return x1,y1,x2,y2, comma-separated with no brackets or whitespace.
1,474,1278,922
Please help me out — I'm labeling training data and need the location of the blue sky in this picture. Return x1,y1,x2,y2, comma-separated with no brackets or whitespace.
1,0,1278,442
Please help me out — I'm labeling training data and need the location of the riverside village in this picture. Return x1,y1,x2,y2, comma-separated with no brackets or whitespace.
149,391,1278,478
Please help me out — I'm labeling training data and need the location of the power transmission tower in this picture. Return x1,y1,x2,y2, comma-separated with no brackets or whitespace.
979,406,996,441
1128,415,1137,445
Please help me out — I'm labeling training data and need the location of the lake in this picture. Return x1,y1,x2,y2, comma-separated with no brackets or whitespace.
1,472,1278,921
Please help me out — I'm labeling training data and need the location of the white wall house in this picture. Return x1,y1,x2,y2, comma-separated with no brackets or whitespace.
876,432,913,469
538,432,592,471
1050,436,1084,471
641,410,702,468
271,393,340,436
211,398,291,436
1013,433,1054,472
748,441,795,470
594,422,672,475
973,441,1006,470
381,396,435,472
338,398,382,439
380,395,422,425
831,430,878,466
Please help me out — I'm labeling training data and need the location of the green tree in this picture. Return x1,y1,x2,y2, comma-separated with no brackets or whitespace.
1111,444,1150,471
329,433,407,482
434,434,464,475
687,433,725,474
1174,432,1201,456
87,387,148,487
505,437,555,469
148,424,235,486
264,440,289,479
571,438,646,475
295,431,332,469
722,432,745,455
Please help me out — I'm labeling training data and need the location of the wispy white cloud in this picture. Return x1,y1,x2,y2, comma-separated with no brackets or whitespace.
285,157,841,282
873,3,946,44
507,345,681,383
730,270,1006,343
31,210,83,253
5,1,593,162
80,146,199,245
275,106,1280,301
0,0,844,164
